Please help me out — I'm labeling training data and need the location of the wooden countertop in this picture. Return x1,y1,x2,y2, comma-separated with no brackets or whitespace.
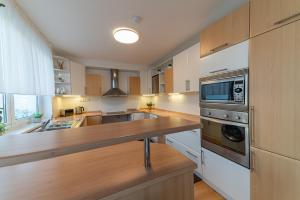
0,141,196,200
0,116,200,167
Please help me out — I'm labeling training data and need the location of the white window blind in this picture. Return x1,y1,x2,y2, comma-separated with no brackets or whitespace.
0,0,54,95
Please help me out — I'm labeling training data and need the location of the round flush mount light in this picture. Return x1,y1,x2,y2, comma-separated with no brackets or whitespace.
113,28,139,44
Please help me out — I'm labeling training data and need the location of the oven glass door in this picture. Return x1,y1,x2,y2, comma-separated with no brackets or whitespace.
201,80,234,103
201,118,246,155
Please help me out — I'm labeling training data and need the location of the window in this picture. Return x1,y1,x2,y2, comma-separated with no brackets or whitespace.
13,95,38,120
0,94,6,123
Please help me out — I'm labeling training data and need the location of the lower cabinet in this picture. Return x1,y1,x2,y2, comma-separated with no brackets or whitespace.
201,148,250,200
251,147,300,200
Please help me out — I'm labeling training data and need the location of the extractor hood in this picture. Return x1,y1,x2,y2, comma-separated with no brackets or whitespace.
102,69,127,97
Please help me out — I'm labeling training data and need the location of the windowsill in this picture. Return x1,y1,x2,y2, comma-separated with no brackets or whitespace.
3,123,41,136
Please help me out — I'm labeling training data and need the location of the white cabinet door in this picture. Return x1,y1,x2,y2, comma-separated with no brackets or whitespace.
70,61,85,95
173,43,201,93
199,40,249,78
140,69,152,95
168,129,201,154
173,48,189,93
201,148,250,200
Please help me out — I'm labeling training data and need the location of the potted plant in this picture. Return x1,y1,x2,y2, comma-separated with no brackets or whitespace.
146,102,154,110
0,123,6,136
32,112,43,123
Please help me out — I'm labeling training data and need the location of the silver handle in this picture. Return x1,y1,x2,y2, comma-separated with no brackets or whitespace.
201,116,248,128
250,149,255,172
210,43,229,52
273,12,300,25
209,68,228,74
201,150,204,165
186,151,198,160
166,139,173,144
250,106,255,145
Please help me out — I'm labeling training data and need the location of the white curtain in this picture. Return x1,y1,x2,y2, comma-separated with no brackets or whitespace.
0,0,54,95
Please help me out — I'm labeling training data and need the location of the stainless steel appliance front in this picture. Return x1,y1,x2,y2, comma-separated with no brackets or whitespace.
199,68,248,112
201,116,250,168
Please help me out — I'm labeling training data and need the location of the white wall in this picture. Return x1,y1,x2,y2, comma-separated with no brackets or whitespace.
140,93,200,115
53,96,142,116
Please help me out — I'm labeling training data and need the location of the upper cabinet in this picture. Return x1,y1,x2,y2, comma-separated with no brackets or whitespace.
200,2,249,57
173,43,200,93
85,74,102,96
70,61,85,95
140,69,152,95
250,0,300,37
164,68,173,93
128,76,141,95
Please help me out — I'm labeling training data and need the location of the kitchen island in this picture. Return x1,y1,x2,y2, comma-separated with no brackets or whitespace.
0,113,200,200
0,141,196,200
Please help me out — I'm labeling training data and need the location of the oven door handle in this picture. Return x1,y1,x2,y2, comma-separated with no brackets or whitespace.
201,116,248,127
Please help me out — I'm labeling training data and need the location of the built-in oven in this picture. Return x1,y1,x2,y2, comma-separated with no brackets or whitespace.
199,68,248,112
201,116,249,168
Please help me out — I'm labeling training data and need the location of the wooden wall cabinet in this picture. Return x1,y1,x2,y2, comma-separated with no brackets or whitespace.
85,74,102,96
251,147,300,200
128,77,141,95
152,75,159,94
164,68,173,93
200,2,249,57
250,0,300,37
249,20,300,160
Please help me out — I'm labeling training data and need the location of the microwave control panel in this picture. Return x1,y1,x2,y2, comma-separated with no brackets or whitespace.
233,80,244,102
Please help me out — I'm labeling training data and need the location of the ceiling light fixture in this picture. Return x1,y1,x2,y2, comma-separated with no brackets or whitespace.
113,28,139,44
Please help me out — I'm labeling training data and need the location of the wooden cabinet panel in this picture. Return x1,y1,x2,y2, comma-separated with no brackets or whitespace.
251,147,300,200
85,74,101,96
86,116,101,126
128,77,141,95
164,68,173,93
200,2,249,57
250,0,300,37
249,21,300,160
152,75,159,94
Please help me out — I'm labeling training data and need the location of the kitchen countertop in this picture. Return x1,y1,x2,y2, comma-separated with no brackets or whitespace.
0,116,200,167
0,141,196,200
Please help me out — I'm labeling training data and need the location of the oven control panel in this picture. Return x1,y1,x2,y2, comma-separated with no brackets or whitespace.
200,108,248,124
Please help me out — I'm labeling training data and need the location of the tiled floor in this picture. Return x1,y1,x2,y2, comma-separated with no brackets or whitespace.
194,181,224,200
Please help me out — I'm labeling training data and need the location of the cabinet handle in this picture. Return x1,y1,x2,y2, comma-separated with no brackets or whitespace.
250,106,255,145
210,43,229,52
250,149,255,172
166,139,173,144
201,150,204,165
273,12,300,25
186,151,198,160
209,68,228,74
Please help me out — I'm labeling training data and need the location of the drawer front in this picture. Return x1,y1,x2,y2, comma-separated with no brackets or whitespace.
168,129,201,153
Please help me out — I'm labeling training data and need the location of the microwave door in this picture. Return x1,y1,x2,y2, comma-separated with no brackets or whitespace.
201,80,234,103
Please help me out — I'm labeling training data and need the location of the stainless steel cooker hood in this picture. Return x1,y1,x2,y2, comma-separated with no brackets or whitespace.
102,69,127,97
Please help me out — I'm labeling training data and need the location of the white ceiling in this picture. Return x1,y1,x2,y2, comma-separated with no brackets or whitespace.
17,0,247,67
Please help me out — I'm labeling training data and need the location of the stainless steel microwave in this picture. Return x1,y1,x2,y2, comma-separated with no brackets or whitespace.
199,68,248,112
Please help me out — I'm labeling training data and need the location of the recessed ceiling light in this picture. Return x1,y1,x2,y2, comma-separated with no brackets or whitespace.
113,28,139,44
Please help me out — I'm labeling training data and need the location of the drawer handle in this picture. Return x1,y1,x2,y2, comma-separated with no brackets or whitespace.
210,43,229,52
186,151,198,159
250,106,255,145
201,150,204,165
209,68,228,74
166,139,173,144
273,12,300,25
